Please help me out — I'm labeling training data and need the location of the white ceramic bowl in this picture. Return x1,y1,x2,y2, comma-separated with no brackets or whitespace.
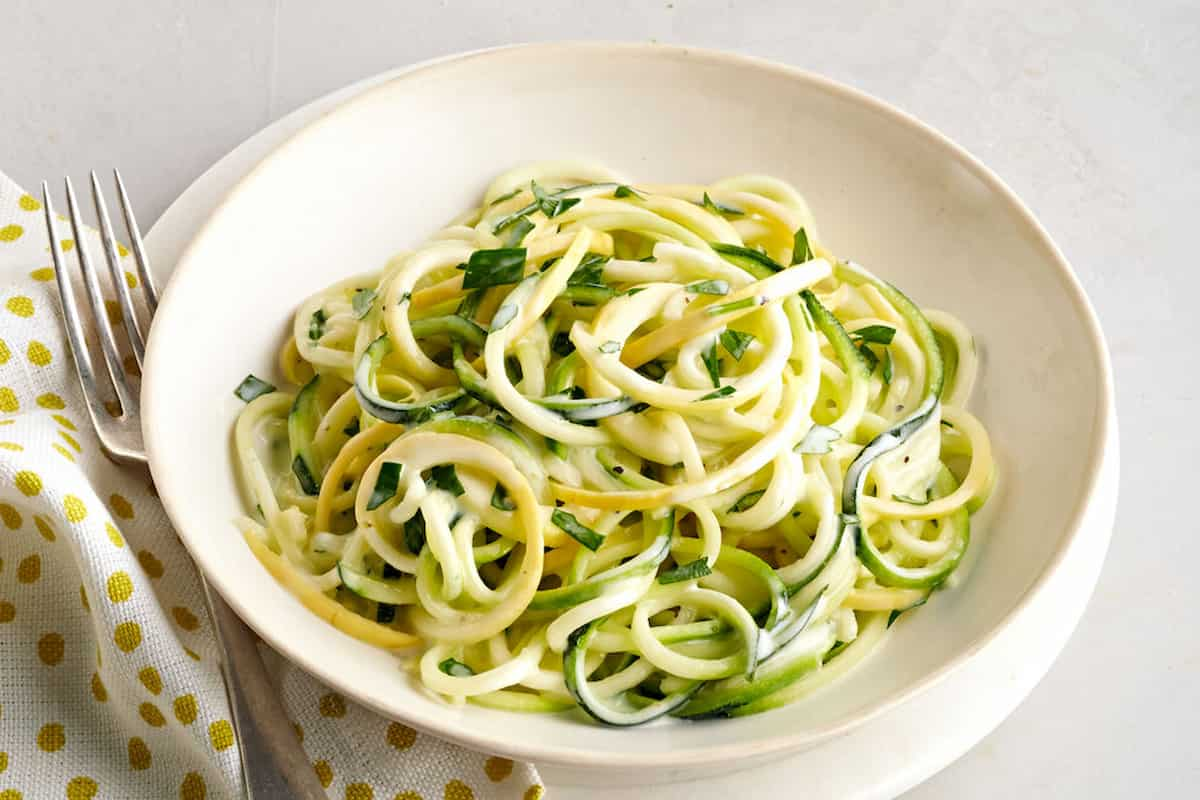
142,43,1114,774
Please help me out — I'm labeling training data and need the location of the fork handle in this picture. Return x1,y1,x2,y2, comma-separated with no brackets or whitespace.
201,579,329,800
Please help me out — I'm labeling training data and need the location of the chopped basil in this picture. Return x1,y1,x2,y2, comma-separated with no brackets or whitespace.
308,309,326,341
851,325,897,345
599,340,622,354
504,215,535,247
551,509,604,551
490,482,516,511
710,243,784,273
636,359,668,382
686,279,730,296
792,227,813,264
291,455,319,495
551,331,576,357
719,329,755,361
462,248,527,290
531,181,581,218
568,253,610,287
624,287,647,296
429,464,465,496
701,341,721,388
728,490,765,513
439,658,475,677
342,417,360,437
701,192,744,217
375,604,397,624
706,296,760,316
366,462,403,510
404,511,426,554
638,255,658,263
490,303,518,331
658,558,713,584
892,491,932,506
456,288,485,320
698,385,736,401
546,437,566,460
352,288,377,319
882,348,893,385
234,374,276,402
489,186,522,206
614,185,644,199
858,343,879,373
796,424,841,455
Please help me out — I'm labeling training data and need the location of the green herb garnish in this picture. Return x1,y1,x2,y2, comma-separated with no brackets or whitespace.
795,424,841,455
456,288,485,320
491,482,516,511
624,287,647,296
701,341,721,388
531,181,581,218
858,343,879,373
851,325,896,345
234,374,276,402
366,462,403,510
882,348,893,385
462,248,527,290
614,185,645,199
701,192,744,217
504,216,535,247
291,455,319,495
429,464,465,496
551,332,575,357
698,386,736,401
551,509,604,551
342,417,360,437
719,329,755,361
352,289,377,319
728,490,765,513
439,658,475,677
710,243,783,274
489,187,522,206
308,309,326,341
792,227,813,264
404,512,426,554
375,604,397,624
686,279,730,296
568,253,610,287
706,296,761,316
658,558,713,584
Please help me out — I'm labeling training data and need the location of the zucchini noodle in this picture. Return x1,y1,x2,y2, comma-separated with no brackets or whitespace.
231,162,996,724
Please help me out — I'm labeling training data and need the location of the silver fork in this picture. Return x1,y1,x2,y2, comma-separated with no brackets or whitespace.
43,173,327,800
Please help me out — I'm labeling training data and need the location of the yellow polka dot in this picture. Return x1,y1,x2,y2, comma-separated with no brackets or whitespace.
386,722,417,751
38,632,64,665
17,554,40,583
122,354,140,376
293,723,304,742
30,266,54,281
64,495,87,522
124,270,138,288
180,772,206,800
395,793,423,800
37,393,65,410
5,296,34,317
104,522,124,548
314,761,333,788
14,471,41,497
105,300,122,326
53,444,76,463
32,516,54,542
37,722,65,752
183,647,201,661
114,621,142,652
127,737,151,770
137,550,163,578
443,780,473,800
106,571,134,603
91,672,107,702
138,702,165,727
0,388,18,413
173,694,197,725
0,751,6,772
0,442,20,452
18,194,40,212
484,757,513,782
52,414,77,431
0,225,23,242
58,431,81,453
0,339,8,363
172,606,200,631
522,786,544,800
318,693,346,718
65,776,97,800
118,243,130,257
346,783,374,800
138,666,162,695
0,790,20,800
80,585,90,611
0,602,14,623
26,340,51,367
208,720,234,751
59,239,74,252
0,504,20,529
109,493,134,519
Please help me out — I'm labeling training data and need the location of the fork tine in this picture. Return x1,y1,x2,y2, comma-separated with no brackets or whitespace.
91,171,146,368
64,177,136,415
112,168,159,311
44,183,111,431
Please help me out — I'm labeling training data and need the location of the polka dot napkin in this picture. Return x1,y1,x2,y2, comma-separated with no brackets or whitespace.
0,170,544,800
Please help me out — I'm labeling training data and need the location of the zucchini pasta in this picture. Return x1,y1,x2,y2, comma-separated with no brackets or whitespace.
231,162,995,724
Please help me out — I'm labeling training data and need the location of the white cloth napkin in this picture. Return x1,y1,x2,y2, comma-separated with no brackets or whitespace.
0,170,544,800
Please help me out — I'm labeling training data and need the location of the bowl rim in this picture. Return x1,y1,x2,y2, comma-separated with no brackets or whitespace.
142,41,1116,767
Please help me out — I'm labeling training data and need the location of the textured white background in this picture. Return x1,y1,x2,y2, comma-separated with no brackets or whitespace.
3,1,1197,796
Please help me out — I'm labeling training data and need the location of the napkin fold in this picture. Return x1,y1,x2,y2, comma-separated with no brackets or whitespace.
0,170,543,800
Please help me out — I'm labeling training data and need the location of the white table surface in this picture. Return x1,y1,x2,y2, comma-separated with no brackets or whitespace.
3,1,1196,797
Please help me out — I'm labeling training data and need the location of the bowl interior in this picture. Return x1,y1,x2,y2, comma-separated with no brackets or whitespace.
143,44,1109,768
